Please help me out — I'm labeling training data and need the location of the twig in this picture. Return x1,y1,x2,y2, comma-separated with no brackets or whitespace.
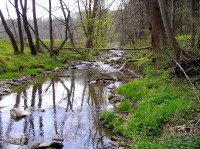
173,58,200,104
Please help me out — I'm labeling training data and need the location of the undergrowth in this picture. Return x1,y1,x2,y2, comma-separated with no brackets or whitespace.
100,51,199,148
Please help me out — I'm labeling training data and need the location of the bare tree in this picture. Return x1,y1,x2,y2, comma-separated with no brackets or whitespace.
32,0,40,50
14,0,24,54
20,0,37,55
0,9,19,54
49,0,53,53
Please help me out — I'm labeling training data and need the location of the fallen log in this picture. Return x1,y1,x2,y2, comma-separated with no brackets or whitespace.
54,46,152,51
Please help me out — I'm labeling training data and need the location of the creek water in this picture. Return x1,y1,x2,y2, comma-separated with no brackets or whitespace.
0,50,134,149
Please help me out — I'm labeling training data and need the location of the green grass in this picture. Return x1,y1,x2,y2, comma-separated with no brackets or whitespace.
100,51,199,148
116,100,132,112
0,39,84,79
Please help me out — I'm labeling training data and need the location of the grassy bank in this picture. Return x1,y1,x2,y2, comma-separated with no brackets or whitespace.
100,51,200,148
0,40,94,79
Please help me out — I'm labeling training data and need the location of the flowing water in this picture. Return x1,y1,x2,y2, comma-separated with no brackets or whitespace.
0,50,134,149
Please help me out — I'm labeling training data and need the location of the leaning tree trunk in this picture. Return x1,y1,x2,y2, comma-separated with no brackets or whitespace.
158,0,181,60
20,0,37,55
0,10,19,54
15,0,24,54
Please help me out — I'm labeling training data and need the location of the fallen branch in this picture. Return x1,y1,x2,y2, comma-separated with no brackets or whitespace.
173,59,200,104
118,59,143,71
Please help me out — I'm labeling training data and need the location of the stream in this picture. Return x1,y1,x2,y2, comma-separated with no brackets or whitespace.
0,50,135,149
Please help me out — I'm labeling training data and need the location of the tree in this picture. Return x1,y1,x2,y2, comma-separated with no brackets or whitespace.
32,0,40,50
77,0,99,48
20,0,37,55
14,0,24,54
144,0,166,49
0,9,19,54
171,0,176,32
49,0,53,53
53,0,71,54
158,0,181,60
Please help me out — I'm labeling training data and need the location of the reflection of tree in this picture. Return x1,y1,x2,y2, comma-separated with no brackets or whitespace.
5,91,22,138
52,78,58,134
31,86,37,108
23,90,28,109
37,85,42,108
14,91,21,108
0,110,2,148
1,69,111,148
57,70,76,112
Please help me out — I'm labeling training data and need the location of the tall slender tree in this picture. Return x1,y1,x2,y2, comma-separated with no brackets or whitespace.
0,9,19,54
32,0,40,50
20,0,37,55
49,0,53,53
14,0,24,54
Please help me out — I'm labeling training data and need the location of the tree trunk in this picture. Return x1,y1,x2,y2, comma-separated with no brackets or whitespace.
32,0,40,50
190,0,196,48
0,9,19,54
20,0,37,55
158,0,181,60
14,0,24,54
144,0,166,50
53,0,70,54
77,0,99,48
171,0,175,32
86,0,99,48
49,0,53,53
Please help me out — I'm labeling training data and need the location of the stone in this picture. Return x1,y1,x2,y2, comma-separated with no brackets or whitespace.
10,108,31,120
89,80,97,84
71,66,78,69
37,140,63,149
103,123,114,129
31,143,40,149
29,107,45,112
0,88,12,95
8,137,28,145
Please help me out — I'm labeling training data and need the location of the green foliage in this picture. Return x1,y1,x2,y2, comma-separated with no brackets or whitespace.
100,110,115,124
162,135,200,149
105,51,197,148
116,70,192,138
116,100,132,112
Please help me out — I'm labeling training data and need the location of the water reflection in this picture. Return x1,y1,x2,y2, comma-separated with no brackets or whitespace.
0,50,134,148
0,69,114,148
